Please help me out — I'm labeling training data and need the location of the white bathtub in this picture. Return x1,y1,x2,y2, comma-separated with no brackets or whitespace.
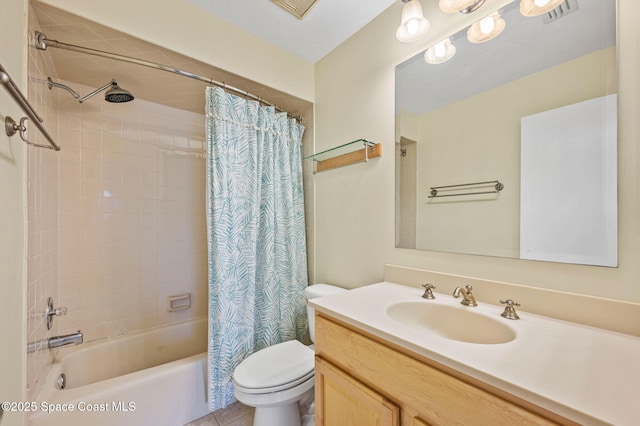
30,318,210,426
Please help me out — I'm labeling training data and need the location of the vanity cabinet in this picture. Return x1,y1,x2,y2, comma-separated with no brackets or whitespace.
314,313,574,426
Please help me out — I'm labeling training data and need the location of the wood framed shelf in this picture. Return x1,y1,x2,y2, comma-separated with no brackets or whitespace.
305,139,382,173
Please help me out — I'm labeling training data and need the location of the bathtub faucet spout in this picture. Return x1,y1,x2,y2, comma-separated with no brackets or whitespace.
48,331,83,349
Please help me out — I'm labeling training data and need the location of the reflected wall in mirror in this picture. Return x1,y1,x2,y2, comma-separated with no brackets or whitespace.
395,0,617,267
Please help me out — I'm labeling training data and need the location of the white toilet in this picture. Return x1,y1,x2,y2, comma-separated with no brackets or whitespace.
232,284,346,426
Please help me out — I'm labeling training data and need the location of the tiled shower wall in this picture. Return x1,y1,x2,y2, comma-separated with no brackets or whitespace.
26,8,208,397
54,81,208,342
26,9,60,400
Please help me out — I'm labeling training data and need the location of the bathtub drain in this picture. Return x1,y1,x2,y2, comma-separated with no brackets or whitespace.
57,373,66,390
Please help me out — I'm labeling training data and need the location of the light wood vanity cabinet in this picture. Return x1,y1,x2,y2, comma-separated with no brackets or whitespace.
314,314,574,426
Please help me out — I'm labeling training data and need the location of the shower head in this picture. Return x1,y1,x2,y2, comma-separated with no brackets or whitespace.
105,80,134,103
47,77,134,104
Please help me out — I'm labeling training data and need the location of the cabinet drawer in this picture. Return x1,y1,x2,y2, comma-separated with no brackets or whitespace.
315,314,568,426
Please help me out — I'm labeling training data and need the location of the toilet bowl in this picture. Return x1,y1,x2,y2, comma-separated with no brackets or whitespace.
232,284,346,426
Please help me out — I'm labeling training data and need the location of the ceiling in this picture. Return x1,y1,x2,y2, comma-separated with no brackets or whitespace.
186,0,397,63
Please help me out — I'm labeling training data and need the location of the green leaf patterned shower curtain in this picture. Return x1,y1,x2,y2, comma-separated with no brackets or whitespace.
205,87,308,410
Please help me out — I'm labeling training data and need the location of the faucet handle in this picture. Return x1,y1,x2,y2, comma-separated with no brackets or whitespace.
51,307,67,316
500,299,521,320
45,297,67,330
421,283,436,299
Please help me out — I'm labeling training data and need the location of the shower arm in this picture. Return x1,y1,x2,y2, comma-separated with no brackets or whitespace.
47,77,114,104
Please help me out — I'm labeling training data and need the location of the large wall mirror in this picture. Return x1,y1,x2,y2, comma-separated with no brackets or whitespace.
395,0,617,267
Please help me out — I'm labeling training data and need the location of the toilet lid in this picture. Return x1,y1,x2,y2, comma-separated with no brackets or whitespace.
233,340,314,393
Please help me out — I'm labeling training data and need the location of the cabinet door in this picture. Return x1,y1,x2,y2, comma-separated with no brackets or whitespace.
315,357,399,426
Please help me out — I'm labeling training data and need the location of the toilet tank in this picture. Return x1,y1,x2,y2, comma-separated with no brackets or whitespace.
305,284,346,343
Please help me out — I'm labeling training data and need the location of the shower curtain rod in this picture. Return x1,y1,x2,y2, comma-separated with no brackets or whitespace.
34,31,302,123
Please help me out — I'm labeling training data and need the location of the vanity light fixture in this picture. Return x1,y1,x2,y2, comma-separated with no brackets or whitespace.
424,38,456,64
467,11,505,43
439,0,486,14
520,0,565,17
396,0,430,43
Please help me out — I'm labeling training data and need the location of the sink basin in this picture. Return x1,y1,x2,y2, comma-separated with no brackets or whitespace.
386,302,516,344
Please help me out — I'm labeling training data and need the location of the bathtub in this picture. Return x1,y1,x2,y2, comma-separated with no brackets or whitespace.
30,317,210,426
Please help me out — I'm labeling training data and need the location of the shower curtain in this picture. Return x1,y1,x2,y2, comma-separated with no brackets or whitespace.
205,87,308,410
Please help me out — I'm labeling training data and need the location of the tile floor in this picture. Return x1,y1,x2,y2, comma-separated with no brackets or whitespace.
186,402,255,426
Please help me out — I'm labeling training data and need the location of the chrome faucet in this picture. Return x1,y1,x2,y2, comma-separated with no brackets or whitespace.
48,331,83,349
452,285,477,307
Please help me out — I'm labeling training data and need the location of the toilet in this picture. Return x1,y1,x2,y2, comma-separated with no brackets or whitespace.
232,284,346,426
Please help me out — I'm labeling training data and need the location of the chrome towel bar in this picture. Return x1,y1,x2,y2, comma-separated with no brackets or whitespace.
0,63,61,151
428,180,504,198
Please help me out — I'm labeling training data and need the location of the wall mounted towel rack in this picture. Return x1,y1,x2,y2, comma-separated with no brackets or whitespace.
0,63,61,151
429,180,504,198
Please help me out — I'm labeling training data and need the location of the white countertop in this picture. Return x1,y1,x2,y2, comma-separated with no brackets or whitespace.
309,282,640,426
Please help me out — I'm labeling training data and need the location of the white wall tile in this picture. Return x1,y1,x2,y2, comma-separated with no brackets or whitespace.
57,84,207,345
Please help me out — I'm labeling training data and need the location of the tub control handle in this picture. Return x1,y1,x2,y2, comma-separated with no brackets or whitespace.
45,297,67,330
50,307,67,316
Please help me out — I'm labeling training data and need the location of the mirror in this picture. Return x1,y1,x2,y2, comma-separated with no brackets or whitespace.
395,0,617,267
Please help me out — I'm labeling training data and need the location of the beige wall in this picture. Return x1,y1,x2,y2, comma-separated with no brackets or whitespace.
0,0,27,424
314,0,640,303
412,48,616,258
38,0,314,103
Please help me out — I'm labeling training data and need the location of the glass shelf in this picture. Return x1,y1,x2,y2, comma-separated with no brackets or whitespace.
305,139,381,173
305,139,375,162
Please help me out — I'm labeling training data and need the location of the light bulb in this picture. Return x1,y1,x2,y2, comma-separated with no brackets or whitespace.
424,38,456,64
406,18,419,35
396,0,430,43
467,12,505,43
479,15,495,34
520,0,564,17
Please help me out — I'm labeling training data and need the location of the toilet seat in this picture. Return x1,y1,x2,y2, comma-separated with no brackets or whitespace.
233,340,314,394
